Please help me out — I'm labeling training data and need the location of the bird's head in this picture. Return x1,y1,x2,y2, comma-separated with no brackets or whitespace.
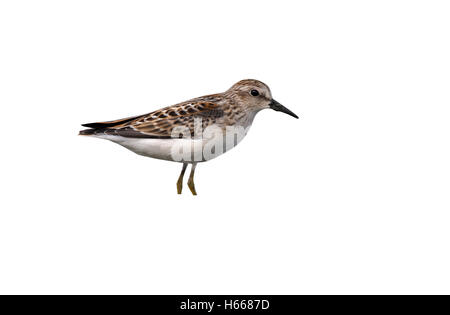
226,79,298,119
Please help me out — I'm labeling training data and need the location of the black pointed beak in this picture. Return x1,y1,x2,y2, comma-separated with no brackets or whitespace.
269,99,299,119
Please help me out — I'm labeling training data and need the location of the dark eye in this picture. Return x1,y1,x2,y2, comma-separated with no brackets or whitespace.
250,89,259,96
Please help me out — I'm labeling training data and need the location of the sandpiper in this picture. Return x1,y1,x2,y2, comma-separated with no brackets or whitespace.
79,79,298,195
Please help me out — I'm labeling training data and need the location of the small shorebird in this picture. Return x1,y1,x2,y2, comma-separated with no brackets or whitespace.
79,79,298,195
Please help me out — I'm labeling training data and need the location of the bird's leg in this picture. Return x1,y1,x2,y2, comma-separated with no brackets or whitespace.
187,163,197,195
177,163,188,194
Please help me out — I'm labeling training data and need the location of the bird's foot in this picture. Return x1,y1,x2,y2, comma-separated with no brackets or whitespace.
187,179,197,195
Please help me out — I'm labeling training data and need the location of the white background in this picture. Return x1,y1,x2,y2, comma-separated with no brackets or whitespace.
0,1,449,294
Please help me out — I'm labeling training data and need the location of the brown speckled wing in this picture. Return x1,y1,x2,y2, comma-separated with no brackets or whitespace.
82,98,225,139
131,101,224,138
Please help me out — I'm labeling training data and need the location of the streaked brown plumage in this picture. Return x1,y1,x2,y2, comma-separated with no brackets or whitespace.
80,79,298,195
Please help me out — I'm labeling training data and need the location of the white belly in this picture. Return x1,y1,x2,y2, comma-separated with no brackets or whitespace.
94,131,248,162
88,112,258,162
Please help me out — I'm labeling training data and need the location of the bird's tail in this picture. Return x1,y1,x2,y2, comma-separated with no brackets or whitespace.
78,114,146,136
79,128,96,136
